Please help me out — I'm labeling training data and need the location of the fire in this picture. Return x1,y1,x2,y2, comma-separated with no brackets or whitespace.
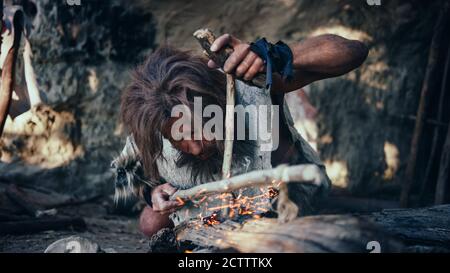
202,212,221,226
193,186,278,227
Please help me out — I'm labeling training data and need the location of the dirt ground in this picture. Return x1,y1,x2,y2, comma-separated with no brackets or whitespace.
0,201,149,253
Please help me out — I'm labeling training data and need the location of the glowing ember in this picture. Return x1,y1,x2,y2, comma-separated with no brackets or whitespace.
185,185,277,225
202,212,221,226
266,187,279,198
176,197,185,206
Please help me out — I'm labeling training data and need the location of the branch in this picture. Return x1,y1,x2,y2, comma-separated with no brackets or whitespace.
170,164,323,201
193,29,266,89
222,74,235,180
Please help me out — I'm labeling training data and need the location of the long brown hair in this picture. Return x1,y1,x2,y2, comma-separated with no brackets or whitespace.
121,46,227,183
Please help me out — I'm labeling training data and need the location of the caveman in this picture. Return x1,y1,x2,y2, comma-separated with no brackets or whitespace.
119,32,368,237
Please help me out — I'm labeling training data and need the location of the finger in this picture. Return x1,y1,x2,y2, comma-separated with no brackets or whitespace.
210,34,240,52
159,200,182,211
162,184,177,195
151,190,168,212
208,59,219,69
159,208,178,215
235,52,257,77
151,196,164,212
224,44,250,73
244,58,264,81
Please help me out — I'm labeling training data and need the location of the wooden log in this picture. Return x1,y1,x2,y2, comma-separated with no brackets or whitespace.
176,205,450,253
1,181,100,210
5,184,42,217
435,123,450,204
5,184,58,218
400,4,450,207
193,29,266,89
315,196,400,213
176,215,402,253
0,217,87,235
170,164,323,201
0,10,23,136
368,205,450,248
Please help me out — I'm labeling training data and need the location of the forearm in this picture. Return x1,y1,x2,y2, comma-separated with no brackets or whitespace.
292,34,368,75
273,34,369,93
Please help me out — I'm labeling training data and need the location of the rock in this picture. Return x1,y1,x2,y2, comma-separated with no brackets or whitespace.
148,228,179,253
44,236,101,253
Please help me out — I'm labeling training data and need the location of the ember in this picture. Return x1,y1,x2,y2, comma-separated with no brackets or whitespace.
202,212,222,226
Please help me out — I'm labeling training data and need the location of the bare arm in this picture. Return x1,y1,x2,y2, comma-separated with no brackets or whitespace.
272,34,369,93
209,34,369,93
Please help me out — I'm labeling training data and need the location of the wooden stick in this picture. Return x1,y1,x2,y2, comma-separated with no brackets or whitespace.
420,43,450,203
0,10,23,137
5,184,41,217
435,123,450,205
193,29,238,215
171,164,322,201
222,74,235,179
220,74,236,216
192,29,303,222
400,4,449,207
193,29,266,89
0,217,87,235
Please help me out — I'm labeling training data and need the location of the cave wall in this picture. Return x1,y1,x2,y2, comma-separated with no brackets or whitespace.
0,0,156,195
0,0,444,196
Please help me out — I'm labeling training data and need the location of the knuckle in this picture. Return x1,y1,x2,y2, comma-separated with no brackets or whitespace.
236,65,246,76
245,70,256,80
224,60,235,72
249,66,258,75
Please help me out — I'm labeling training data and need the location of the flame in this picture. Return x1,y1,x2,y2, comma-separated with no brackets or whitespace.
203,212,221,226
176,197,185,206
186,185,278,227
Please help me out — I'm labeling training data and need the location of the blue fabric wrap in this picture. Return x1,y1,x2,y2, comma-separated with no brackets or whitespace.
249,38,294,89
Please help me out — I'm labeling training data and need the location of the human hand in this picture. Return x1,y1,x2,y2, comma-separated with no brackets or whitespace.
208,33,265,81
150,183,183,214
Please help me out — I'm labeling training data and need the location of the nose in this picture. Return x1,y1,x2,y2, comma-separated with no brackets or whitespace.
187,141,202,156
177,140,202,156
